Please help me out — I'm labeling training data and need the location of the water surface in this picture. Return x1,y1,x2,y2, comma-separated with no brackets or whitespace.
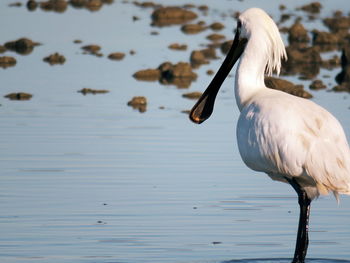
1,1,350,263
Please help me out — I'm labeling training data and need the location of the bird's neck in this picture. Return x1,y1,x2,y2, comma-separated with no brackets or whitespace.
234,42,267,111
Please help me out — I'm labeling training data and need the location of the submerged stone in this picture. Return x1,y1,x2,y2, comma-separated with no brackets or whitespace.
298,2,322,14
133,69,161,81
108,52,125,61
168,43,187,51
43,52,66,65
0,56,17,68
181,23,206,34
182,91,202,99
4,38,40,55
4,92,32,100
127,96,147,112
288,21,310,44
151,7,198,26
78,88,109,94
309,79,327,90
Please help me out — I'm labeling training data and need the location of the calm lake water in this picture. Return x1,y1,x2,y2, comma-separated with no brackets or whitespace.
1,0,350,263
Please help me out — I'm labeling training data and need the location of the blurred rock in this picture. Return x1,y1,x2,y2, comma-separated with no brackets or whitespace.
312,30,342,52
134,62,197,88
198,5,208,12
321,55,340,69
206,69,214,75
288,21,310,44
26,0,38,10
0,45,7,53
69,0,105,11
158,61,197,88
4,92,32,100
298,2,322,14
168,43,187,50
181,23,206,34
323,13,350,35
190,48,217,68
78,88,109,94
133,69,161,81
152,7,198,26
206,33,225,42
309,79,326,90
265,76,312,98
81,44,102,56
9,2,22,7
332,83,350,92
279,13,291,23
133,1,160,9
312,30,339,45
201,48,217,59
108,52,125,60
209,22,224,31
43,52,66,65
0,56,17,69
70,0,86,8
4,38,40,55
281,46,321,79
182,91,202,99
279,4,286,11
40,0,68,12
190,50,209,68
127,96,147,112
183,4,195,9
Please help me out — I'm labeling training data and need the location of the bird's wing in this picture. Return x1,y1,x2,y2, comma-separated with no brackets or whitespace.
237,91,350,198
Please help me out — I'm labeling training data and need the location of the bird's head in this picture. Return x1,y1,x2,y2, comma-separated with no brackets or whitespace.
189,8,286,124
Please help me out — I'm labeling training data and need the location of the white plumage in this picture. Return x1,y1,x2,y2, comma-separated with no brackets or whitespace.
190,7,350,262
235,8,350,201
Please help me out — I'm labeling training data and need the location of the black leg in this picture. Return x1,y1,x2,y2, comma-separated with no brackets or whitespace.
286,178,312,263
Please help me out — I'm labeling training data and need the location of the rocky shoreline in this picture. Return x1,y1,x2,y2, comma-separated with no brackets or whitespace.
2,1,350,112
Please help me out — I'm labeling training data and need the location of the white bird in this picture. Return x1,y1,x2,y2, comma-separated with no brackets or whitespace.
190,7,350,263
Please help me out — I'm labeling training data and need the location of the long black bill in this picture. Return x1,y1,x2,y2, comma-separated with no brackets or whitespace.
189,31,247,124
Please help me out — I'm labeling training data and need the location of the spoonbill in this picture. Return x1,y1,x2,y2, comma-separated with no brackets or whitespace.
189,7,350,263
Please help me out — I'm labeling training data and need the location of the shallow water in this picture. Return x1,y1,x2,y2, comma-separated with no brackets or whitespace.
224,259,350,263
1,1,350,263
